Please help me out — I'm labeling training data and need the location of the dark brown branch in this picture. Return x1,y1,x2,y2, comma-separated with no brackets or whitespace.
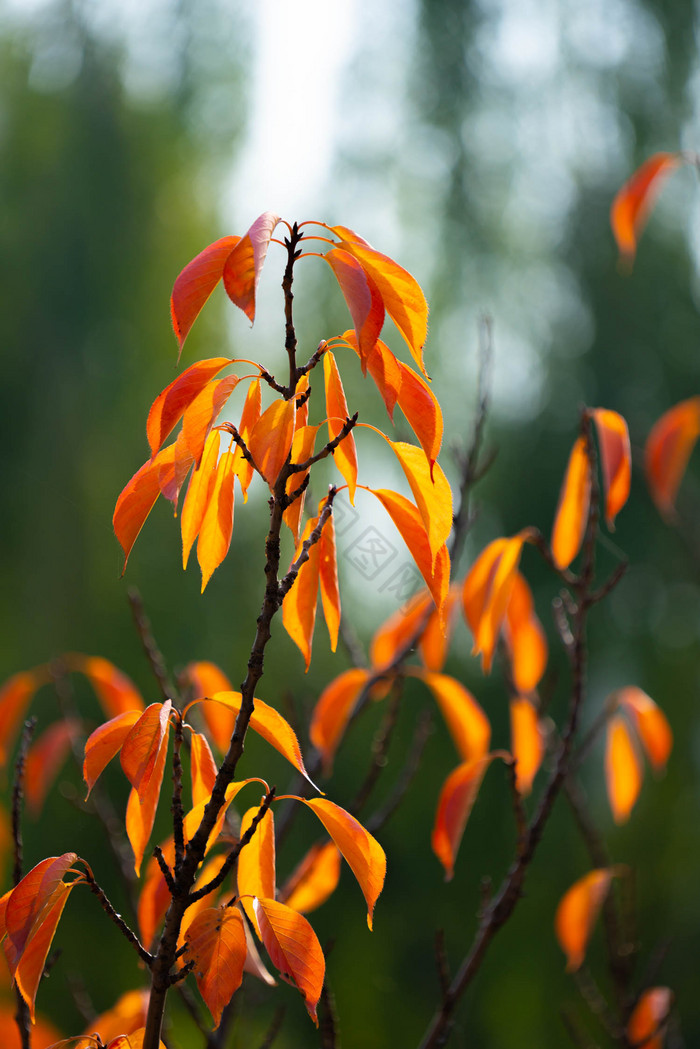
297,340,329,378
320,979,340,1049
435,930,451,1002
278,491,337,601
259,369,288,396
85,871,153,967
218,423,263,478
154,845,176,893
282,222,304,393
367,708,433,834
287,414,358,475
257,1006,285,1049
171,714,185,874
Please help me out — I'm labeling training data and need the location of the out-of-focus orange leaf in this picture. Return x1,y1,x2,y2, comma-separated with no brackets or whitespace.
237,807,276,936
324,351,358,502
551,434,591,570
0,669,46,766
627,987,673,1049
253,897,324,1024
0,1003,60,1047
247,396,296,486
282,517,321,671
104,1028,166,1049
120,702,173,802
432,755,499,880
183,906,247,1026
222,212,280,323
509,697,544,795
419,585,460,672
325,249,385,363
170,235,241,355
611,152,681,265
137,844,174,949
180,661,235,753
79,989,149,1047
591,408,631,528
462,532,532,673
67,655,144,717
113,442,179,572
503,573,548,693
233,378,262,501
370,592,433,671
190,732,217,807
280,842,342,914
617,687,672,771
181,430,221,570
197,446,236,592
318,510,341,651
309,669,370,772
146,358,232,457
645,396,700,517
181,374,240,466
83,710,142,797
25,720,79,816
331,226,429,376
606,714,643,824
413,670,490,762
125,722,169,877
283,424,319,540
290,798,386,929
555,868,615,971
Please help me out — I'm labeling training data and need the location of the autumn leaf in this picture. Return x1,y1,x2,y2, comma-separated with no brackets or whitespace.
253,897,325,1024
318,508,341,651
342,331,402,417
387,440,452,562
309,668,371,772
551,434,591,570
120,702,173,802
67,655,144,718
611,152,682,265
180,661,235,753
627,987,673,1049
419,586,460,673
197,446,236,592
113,442,180,571
181,430,221,570
645,396,700,516
554,868,615,971
189,732,218,807
183,906,247,1026
617,687,672,771
509,697,544,796
247,396,296,486
325,248,385,363
280,842,342,915
395,360,443,467
78,988,149,1047
83,710,142,797
222,211,280,323
369,592,433,671
606,713,643,824
591,408,631,529
25,720,80,816
146,358,232,457
233,378,262,501
412,670,490,763
432,755,502,881
170,235,241,355
283,424,320,540
502,573,548,693
181,374,240,466
237,806,276,935
462,531,533,672
0,669,47,766
282,516,321,671
324,350,358,501
125,722,169,877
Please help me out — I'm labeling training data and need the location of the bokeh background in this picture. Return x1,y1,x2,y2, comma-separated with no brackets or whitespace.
1,0,699,1045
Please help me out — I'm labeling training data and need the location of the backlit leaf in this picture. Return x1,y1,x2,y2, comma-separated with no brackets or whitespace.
253,897,324,1024
325,249,385,363
146,358,231,457
395,361,443,467
197,446,236,592
462,532,532,673
79,988,149,1047
190,732,218,807
0,669,46,766
591,408,631,528
606,714,643,824
67,655,144,717
324,350,358,501
413,670,490,762
502,573,548,693
113,442,179,571
25,720,79,816
183,906,247,1026
283,424,320,540
233,378,262,501
170,235,241,355
388,440,452,564
5,854,78,967
645,396,700,516
14,882,72,1022
237,807,276,936
551,435,591,570
282,516,321,671
318,510,341,651
125,719,169,877
222,212,280,323
611,152,681,265
83,710,142,797
181,374,240,466
120,702,173,802
617,687,672,771
432,756,498,881
627,987,673,1049
555,868,614,971
343,332,402,417
370,592,433,671
509,697,544,795
181,430,221,570
419,585,460,673
247,397,296,486
309,668,371,772
280,842,342,915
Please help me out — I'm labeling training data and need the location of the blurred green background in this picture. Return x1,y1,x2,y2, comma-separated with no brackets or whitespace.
1,0,699,1045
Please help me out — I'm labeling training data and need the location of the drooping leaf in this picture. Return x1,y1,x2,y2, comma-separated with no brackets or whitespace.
645,396,700,516
67,655,144,717
137,844,174,950
83,710,142,797
318,508,341,651
432,756,499,881
509,697,544,796
370,592,433,671
502,572,548,693
309,668,371,772
237,807,276,936
222,212,281,323
283,424,320,540
280,842,342,915
189,732,218,807
13,882,72,1022
183,906,247,1026
233,378,262,501
626,987,673,1049
419,585,460,673
120,702,173,802
591,408,631,529
462,532,532,673
0,669,46,766
395,361,443,466
413,670,490,763
551,434,591,570
554,868,615,971
25,720,80,816
113,442,179,571
247,396,296,486
5,854,78,967
181,374,240,466
125,719,169,877
606,714,643,824
387,440,452,562
181,430,221,570
282,516,321,671
197,446,236,592
180,661,235,752
170,235,241,355
323,351,358,502
617,687,672,771
325,249,385,363
610,152,682,265
146,358,232,457
79,989,149,1047
254,897,324,1023
344,332,402,417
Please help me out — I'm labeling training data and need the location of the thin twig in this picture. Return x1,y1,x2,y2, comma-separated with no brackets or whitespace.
349,678,403,816
85,871,153,967
257,1006,285,1049
128,588,176,704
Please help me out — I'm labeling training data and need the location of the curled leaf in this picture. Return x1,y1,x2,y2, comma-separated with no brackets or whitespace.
555,868,615,971
611,152,682,265
617,687,672,771
432,755,500,880
551,435,591,570
253,897,325,1024
645,397,700,516
309,668,371,772
83,710,143,797
606,713,643,824
591,408,631,529
325,249,385,362
462,532,532,672
627,987,673,1049
280,842,342,915
222,211,281,323
170,235,241,355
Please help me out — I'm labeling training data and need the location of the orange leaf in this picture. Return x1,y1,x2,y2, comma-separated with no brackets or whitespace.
105,1028,166,1049
331,226,429,376
413,670,490,762
611,152,681,265
283,424,320,540
361,335,403,418
387,440,452,563
222,212,280,323
555,868,614,971
0,1003,60,1047
462,532,532,672
318,510,341,652
606,714,643,824
396,361,443,466
25,720,79,816
509,697,544,795
14,882,72,1022
125,717,169,877
323,351,358,502
418,585,460,672
182,779,268,848
0,669,45,766
146,358,232,457
627,987,673,1049
370,592,433,671
617,687,672,771
282,516,321,671
67,655,144,717
181,430,221,569
183,906,247,1026
309,668,370,772
591,408,631,528
181,374,240,466
113,443,179,571
502,573,548,693
432,756,497,880
253,897,324,1024
5,854,78,968
180,661,235,753
197,446,236,592
120,701,173,801
280,842,342,915
247,396,296,486
233,378,262,501
292,798,386,929
190,732,217,807
551,435,591,570
325,249,385,363
83,710,142,797
138,846,174,950
237,807,276,935
170,235,241,355
80,989,149,1046
645,396,700,516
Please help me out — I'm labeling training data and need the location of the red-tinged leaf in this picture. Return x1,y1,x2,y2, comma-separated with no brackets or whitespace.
509,697,544,795
413,670,490,762
309,669,371,772
237,807,276,935
5,854,78,966
342,330,402,418
611,152,682,265
170,235,241,355
222,212,281,323
0,669,45,766
551,435,591,569
370,592,433,671
644,396,700,516
80,989,149,1046
627,987,673,1049
120,702,172,801
396,360,443,468
323,351,358,502
331,226,429,376
591,408,631,528
253,897,325,1023
67,655,144,717
283,425,320,540
247,396,296,486
125,718,169,877
282,516,321,671
185,692,317,787
419,585,461,673
25,720,79,816
233,378,262,501
387,440,452,564
462,532,532,673
83,710,142,797
325,248,385,363
432,755,498,881
502,572,548,693
183,906,247,1026
113,443,178,571
14,882,72,1022
181,374,240,466
181,430,221,569
280,842,342,915
156,428,194,506
606,714,643,824
146,358,232,457
180,661,235,752
617,687,672,771
318,510,341,651
190,732,217,807
555,868,615,971
293,798,386,929
197,447,236,592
